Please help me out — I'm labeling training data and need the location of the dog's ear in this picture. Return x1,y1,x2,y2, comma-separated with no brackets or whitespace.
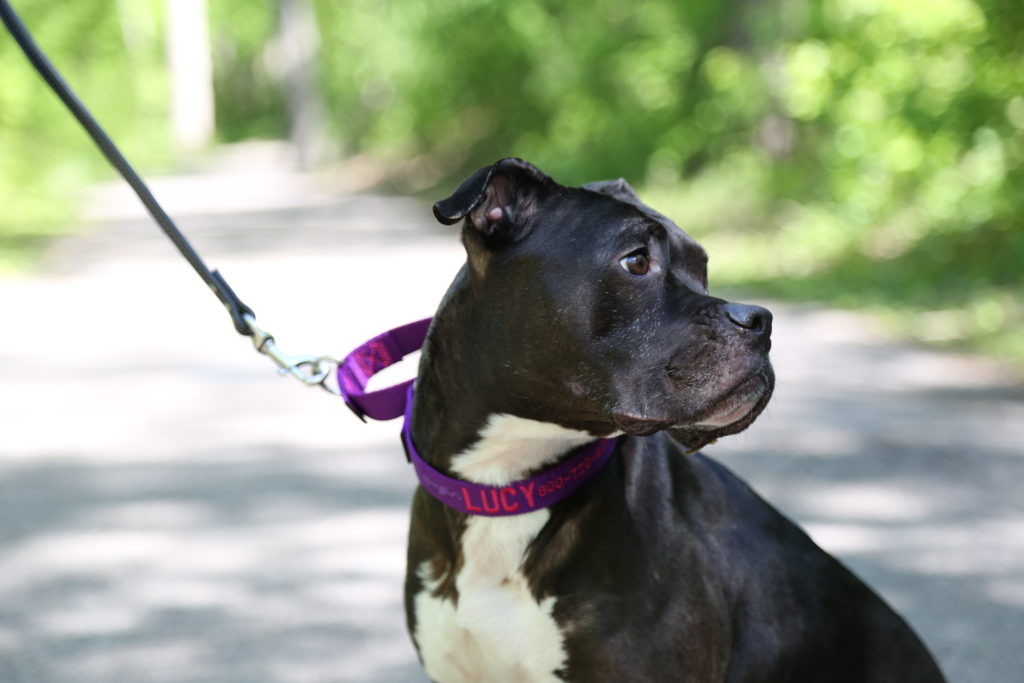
581,178,640,204
432,158,552,243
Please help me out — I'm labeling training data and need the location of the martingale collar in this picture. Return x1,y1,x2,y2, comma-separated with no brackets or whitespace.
400,384,618,516
338,319,620,517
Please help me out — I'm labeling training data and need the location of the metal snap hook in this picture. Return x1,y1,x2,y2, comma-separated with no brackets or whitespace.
244,314,341,390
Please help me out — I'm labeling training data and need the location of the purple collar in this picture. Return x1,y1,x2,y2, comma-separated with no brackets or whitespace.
399,384,618,516
337,318,433,422
338,319,620,517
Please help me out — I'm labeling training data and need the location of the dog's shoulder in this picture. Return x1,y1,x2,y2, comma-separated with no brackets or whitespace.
659,440,944,682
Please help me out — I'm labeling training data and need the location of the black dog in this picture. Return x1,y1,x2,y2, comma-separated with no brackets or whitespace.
403,158,945,682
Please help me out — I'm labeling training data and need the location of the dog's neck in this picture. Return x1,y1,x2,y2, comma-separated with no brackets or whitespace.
410,272,595,485
408,286,488,473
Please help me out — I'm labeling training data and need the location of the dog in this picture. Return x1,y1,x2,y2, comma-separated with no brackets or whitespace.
402,158,946,682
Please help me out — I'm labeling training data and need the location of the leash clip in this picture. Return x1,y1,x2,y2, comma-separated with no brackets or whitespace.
244,314,341,395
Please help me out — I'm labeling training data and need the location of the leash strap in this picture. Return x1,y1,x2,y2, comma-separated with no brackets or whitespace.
0,0,253,336
1,0,351,391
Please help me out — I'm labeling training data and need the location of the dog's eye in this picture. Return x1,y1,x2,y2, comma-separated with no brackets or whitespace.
619,251,651,276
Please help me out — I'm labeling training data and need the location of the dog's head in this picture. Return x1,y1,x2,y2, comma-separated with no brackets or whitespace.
433,158,773,450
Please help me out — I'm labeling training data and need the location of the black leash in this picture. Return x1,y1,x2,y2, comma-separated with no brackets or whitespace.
0,0,253,336
1,0,342,392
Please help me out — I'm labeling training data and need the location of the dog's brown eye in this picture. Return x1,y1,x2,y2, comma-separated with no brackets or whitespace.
619,252,651,275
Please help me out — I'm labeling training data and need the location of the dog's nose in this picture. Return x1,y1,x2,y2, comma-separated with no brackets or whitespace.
722,303,772,340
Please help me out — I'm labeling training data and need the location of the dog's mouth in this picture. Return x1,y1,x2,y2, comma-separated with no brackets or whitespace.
689,373,768,430
668,366,774,450
609,364,774,440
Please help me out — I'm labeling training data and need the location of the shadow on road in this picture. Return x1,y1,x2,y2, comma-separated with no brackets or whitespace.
0,442,424,683
2,147,1021,681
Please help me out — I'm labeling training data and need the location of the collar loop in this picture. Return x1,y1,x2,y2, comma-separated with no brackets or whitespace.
339,320,620,516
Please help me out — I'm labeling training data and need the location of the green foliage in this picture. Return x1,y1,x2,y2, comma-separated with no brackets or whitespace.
2,0,1021,359
307,0,1022,360
695,0,1024,361
0,0,170,268
208,0,284,141
312,0,739,183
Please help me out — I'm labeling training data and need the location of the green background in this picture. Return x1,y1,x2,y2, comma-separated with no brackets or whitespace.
2,0,1021,360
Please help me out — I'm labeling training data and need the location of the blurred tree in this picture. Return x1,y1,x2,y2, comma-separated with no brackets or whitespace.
166,0,214,152
277,0,331,169
207,0,284,141
0,0,170,265
2,0,1021,358
309,0,1024,357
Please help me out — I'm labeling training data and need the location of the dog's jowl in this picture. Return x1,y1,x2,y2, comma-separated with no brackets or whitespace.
403,159,945,682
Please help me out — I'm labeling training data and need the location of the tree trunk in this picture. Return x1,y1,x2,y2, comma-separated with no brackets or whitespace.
278,0,330,169
166,0,215,154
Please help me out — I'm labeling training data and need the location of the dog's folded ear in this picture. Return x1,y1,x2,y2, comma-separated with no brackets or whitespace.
432,158,552,242
582,178,641,204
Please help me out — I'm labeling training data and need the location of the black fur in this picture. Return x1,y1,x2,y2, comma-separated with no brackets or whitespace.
404,159,945,682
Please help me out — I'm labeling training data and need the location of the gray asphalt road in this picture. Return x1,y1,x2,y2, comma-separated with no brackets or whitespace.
2,145,1022,682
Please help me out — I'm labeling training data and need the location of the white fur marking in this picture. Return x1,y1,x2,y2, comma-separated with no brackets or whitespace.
415,415,593,682
451,413,594,486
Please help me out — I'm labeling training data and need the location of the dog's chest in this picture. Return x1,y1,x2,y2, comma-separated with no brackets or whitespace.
414,512,566,682
412,414,594,683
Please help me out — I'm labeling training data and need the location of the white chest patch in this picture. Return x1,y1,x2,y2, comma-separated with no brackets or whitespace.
413,414,595,683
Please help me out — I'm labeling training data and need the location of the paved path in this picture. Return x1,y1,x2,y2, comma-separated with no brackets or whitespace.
1,145,1022,682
